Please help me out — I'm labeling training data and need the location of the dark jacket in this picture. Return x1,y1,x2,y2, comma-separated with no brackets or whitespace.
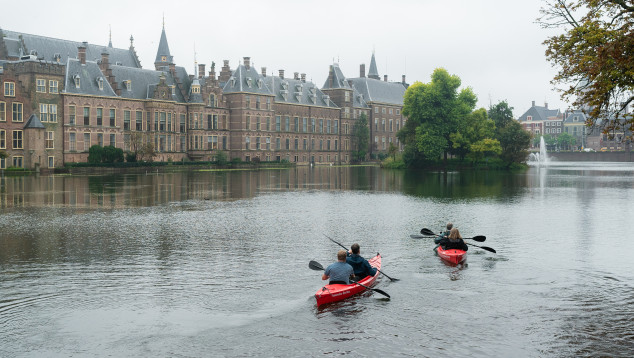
434,230,450,244
346,254,377,279
438,237,468,251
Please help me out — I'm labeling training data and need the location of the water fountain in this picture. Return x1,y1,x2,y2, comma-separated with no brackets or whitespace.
528,137,550,165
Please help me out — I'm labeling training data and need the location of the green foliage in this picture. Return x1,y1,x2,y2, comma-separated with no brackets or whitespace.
102,146,124,163
400,68,478,166
215,150,228,166
557,132,576,150
352,113,370,162
539,0,634,136
126,151,137,162
88,145,104,164
489,101,531,166
0,150,7,159
468,138,502,162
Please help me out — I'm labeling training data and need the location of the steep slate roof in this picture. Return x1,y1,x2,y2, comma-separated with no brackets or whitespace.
110,64,187,102
1,29,141,68
367,52,379,80
352,87,369,108
517,104,562,122
222,64,273,95
154,27,173,64
64,58,118,97
321,63,351,90
564,109,588,124
347,77,406,105
264,75,337,107
188,78,203,103
24,114,45,129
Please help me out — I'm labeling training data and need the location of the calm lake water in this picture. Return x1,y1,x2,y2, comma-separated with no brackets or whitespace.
1,163,633,357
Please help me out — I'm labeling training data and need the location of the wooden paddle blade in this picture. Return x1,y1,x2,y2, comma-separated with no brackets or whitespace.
308,260,324,271
420,228,436,236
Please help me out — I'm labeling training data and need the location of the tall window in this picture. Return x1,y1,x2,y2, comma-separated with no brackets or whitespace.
12,156,23,168
159,112,166,131
266,137,270,150
69,105,76,125
12,103,23,122
69,132,76,151
48,156,54,168
83,107,90,125
96,108,103,126
12,130,23,149
245,136,250,150
84,133,90,151
36,79,46,93
294,117,299,132
285,116,290,131
302,118,307,133
0,102,5,122
109,109,116,127
49,80,59,94
49,104,57,123
124,110,131,130
46,131,54,149
136,111,143,130
245,95,251,109
110,134,115,146
0,130,5,149
40,103,49,122
4,82,15,96
180,114,186,133
276,116,281,131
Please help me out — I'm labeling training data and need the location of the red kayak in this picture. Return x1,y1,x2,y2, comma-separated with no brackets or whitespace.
435,245,466,265
314,254,381,306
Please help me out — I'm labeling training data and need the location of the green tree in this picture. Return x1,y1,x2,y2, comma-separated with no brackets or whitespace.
539,0,634,137
450,108,496,160
352,113,370,162
102,145,124,163
88,145,104,163
215,150,228,166
399,68,477,165
468,138,502,162
489,101,531,165
557,132,576,150
388,142,398,161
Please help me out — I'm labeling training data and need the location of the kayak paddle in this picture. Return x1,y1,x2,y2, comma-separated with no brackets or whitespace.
420,228,487,242
308,260,390,298
324,234,399,282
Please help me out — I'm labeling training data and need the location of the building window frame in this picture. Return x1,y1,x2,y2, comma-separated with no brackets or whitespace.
4,82,15,97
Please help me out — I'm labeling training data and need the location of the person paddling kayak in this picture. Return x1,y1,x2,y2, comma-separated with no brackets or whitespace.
322,250,355,285
437,228,468,251
346,243,377,280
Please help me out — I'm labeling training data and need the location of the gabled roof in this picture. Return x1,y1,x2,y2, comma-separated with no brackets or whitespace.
322,63,351,90
222,64,273,95
564,109,587,124
368,52,379,80
110,64,187,102
154,27,173,65
1,29,141,68
64,59,118,97
347,77,406,105
265,75,337,108
518,104,562,122
24,114,45,129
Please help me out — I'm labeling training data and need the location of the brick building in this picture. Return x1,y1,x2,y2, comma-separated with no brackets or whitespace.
0,26,408,171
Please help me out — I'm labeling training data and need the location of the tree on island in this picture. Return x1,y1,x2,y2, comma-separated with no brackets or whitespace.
489,101,531,165
539,0,634,138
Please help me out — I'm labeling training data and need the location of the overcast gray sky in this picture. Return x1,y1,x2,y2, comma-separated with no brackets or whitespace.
2,0,567,116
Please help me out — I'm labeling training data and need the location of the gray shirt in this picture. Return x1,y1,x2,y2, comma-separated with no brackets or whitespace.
324,261,354,284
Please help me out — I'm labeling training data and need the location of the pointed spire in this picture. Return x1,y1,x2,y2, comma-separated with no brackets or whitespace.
368,51,380,80
155,21,173,69
108,25,113,48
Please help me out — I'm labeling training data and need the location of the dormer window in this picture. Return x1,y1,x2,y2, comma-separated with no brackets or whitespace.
96,77,104,91
124,80,132,92
53,53,61,63
192,85,200,94
296,83,303,92
281,81,288,90
73,75,81,88
171,85,176,96
280,90,288,101
323,95,330,105
257,79,263,89
527,116,532,121
246,77,253,88
295,91,302,101
229,77,236,87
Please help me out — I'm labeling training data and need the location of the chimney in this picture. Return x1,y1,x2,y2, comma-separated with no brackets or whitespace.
198,64,205,78
279,69,285,79
328,65,334,87
545,102,548,109
169,63,176,76
78,42,87,65
219,60,232,82
294,72,299,80
301,73,306,83
261,67,267,77
243,57,250,69
384,75,388,82
532,100,536,107
100,48,109,72
360,64,365,78
402,75,406,84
